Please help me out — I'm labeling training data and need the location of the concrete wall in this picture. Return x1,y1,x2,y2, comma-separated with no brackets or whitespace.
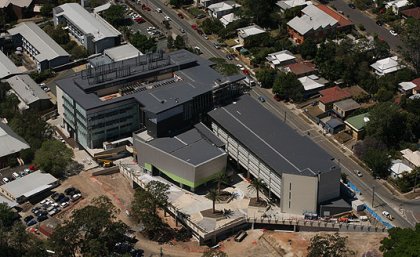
281,173,318,215
318,167,341,203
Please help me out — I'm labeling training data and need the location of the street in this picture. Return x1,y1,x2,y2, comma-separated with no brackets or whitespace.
330,0,403,51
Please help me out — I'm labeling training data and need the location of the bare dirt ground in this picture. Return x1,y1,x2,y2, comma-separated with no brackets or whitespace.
222,230,386,257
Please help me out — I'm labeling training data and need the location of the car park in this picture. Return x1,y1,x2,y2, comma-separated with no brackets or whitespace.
26,219,37,226
23,215,34,223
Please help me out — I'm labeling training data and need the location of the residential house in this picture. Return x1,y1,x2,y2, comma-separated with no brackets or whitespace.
8,22,70,72
400,149,420,168
200,0,224,8
398,81,417,95
318,86,351,112
389,161,413,179
282,62,317,77
333,99,361,118
0,51,20,80
344,112,370,140
0,121,30,169
237,25,266,45
324,118,344,134
298,74,328,97
53,3,121,54
287,4,352,44
207,1,240,19
6,74,51,111
409,78,420,95
219,13,239,27
276,0,311,13
401,7,420,19
266,50,296,69
385,0,410,15
370,56,405,76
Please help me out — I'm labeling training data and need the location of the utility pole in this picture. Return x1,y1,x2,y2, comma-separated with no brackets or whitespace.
372,186,375,208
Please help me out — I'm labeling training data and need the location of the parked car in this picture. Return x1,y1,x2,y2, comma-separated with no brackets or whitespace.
348,3,356,9
2,177,9,183
59,196,70,204
196,14,206,19
23,215,34,223
177,13,184,19
356,170,363,177
156,8,162,13
376,20,383,26
72,193,82,201
389,30,398,36
258,96,266,102
37,215,48,222
12,172,20,179
61,202,70,208
234,230,247,242
26,219,37,226
64,187,76,195
164,16,171,21
51,192,60,201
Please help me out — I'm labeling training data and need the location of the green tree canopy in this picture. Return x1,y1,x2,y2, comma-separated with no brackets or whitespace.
201,18,224,35
174,35,186,49
34,140,73,177
256,68,277,88
242,0,277,26
70,45,88,60
102,5,127,27
380,224,420,257
308,233,355,257
130,32,157,53
401,18,420,73
272,72,304,102
0,203,16,228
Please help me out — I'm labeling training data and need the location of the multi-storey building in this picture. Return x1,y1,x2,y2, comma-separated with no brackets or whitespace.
53,3,121,54
56,50,244,149
8,22,70,72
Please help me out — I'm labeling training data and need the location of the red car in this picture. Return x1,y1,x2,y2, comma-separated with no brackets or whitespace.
191,24,197,30
177,13,184,19
135,17,145,23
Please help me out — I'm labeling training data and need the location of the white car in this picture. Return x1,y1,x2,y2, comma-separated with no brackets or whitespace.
236,64,243,69
356,170,363,177
2,177,9,183
389,30,398,36
164,16,171,21
156,8,162,13
61,202,69,208
382,211,390,217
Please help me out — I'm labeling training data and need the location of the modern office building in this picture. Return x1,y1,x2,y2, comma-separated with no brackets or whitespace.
56,50,244,150
53,3,121,54
6,74,51,111
208,96,341,215
134,123,227,191
8,22,70,72
89,43,143,68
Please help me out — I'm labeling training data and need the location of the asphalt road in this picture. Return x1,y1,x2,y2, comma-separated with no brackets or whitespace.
330,0,403,50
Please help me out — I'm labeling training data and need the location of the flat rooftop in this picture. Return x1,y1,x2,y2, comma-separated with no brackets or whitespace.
208,95,336,177
0,170,57,198
56,50,244,113
147,127,226,166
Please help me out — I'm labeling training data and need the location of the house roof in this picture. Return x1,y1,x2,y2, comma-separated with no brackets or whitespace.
399,81,417,91
316,5,352,27
333,98,360,112
401,7,420,19
6,74,50,107
276,0,311,10
54,3,121,42
344,113,370,131
411,78,420,92
400,149,420,167
326,118,344,129
386,0,409,9
104,44,142,62
298,75,326,91
208,1,240,12
284,62,316,76
8,22,69,62
344,85,368,98
319,86,351,104
370,56,404,74
390,161,412,177
266,50,296,65
219,13,239,26
208,95,337,177
287,4,338,35
0,51,20,79
0,171,57,198
237,25,266,38
0,121,30,158
147,127,226,166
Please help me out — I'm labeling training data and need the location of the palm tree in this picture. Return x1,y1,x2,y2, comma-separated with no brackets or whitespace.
248,178,266,203
215,172,228,193
207,189,222,214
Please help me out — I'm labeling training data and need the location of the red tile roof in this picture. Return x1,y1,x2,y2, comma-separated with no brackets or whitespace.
319,86,352,104
285,62,316,76
413,77,420,92
401,7,420,20
316,5,353,27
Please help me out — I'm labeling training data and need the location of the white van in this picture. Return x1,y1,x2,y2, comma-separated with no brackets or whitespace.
12,172,20,179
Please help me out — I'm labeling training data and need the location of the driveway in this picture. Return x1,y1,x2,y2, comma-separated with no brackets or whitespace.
331,0,403,51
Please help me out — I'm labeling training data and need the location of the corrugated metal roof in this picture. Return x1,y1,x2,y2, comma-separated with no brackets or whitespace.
6,74,50,106
0,51,20,79
104,44,143,61
0,170,57,198
0,122,30,158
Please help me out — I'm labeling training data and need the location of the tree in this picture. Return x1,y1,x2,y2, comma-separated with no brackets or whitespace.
308,233,355,257
243,0,277,26
40,3,53,17
0,203,16,228
34,140,73,177
201,18,224,35
380,224,420,257
299,39,317,60
70,45,88,60
215,172,228,193
174,35,186,49
256,68,277,88
0,94,19,120
49,196,128,257
202,249,228,257
272,72,304,102
130,32,157,53
247,178,266,202
363,149,391,178
170,0,193,8
167,36,174,49
401,18,420,73
207,188,222,213
103,5,127,27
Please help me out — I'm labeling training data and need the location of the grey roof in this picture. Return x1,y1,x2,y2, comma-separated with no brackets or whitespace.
88,54,113,67
287,4,337,35
0,195,17,208
6,74,50,106
8,22,69,62
104,44,143,61
147,128,226,166
194,122,225,148
54,3,121,42
208,95,336,177
0,170,57,198
326,118,344,129
333,98,360,111
0,51,20,79
56,50,244,113
0,122,30,158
